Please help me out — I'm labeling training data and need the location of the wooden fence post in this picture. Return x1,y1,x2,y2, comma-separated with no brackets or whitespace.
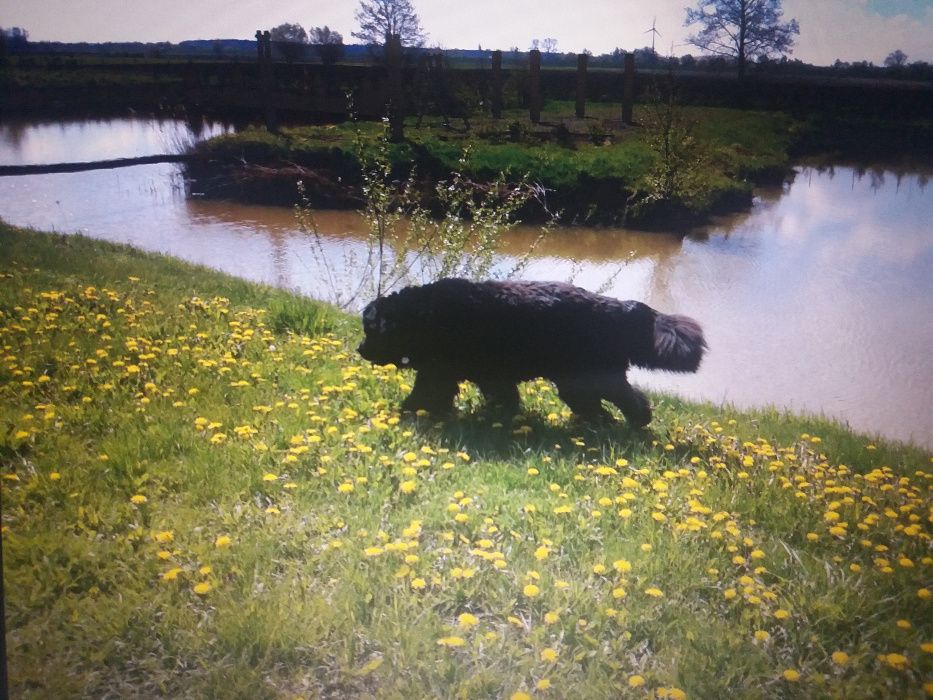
255,30,278,132
491,50,503,119
576,53,588,118
529,49,542,124
385,34,404,142
622,52,635,124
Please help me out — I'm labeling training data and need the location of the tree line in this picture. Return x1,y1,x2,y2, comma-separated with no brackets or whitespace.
4,0,929,80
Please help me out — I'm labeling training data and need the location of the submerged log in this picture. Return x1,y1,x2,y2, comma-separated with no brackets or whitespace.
0,154,194,176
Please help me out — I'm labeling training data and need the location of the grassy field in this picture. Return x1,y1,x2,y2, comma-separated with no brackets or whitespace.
2,223,931,699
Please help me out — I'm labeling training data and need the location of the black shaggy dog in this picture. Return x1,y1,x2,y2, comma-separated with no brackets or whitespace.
357,278,707,427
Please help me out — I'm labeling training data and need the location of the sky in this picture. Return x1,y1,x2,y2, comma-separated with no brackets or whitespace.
1,0,932,66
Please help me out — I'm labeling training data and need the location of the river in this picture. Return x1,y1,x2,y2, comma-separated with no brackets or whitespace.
1,116,931,447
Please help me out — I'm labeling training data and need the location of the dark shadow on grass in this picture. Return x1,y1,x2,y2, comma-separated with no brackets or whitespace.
401,405,658,463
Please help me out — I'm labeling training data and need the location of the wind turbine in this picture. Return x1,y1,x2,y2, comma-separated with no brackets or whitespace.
644,16,661,53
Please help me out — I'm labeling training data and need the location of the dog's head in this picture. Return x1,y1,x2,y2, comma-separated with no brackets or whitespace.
357,293,414,367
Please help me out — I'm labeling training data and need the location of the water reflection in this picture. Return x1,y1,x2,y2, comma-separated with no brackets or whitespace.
0,116,233,165
0,119,931,447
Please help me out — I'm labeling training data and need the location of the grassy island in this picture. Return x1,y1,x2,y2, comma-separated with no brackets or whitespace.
2,223,931,698
188,103,799,226
187,102,931,227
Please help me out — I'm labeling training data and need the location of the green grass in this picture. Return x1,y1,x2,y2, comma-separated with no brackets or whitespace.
2,222,931,699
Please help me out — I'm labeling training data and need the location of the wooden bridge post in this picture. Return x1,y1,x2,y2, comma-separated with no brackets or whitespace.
256,30,278,132
622,52,635,124
576,53,588,118
529,49,542,124
385,33,405,142
491,50,503,119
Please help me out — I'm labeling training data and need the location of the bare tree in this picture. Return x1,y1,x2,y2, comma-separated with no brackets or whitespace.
884,49,908,67
684,0,799,78
270,22,308,63
541,37,558,54
309,26,344,66
352,0,426,47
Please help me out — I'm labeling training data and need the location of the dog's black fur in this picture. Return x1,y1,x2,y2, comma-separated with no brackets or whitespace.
357,278,707,427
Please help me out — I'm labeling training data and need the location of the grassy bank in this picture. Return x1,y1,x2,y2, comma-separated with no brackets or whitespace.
2,223,931,699
189,103,798,226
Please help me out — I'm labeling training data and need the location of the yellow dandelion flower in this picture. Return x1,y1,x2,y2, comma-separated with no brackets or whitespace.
193,581,213,595
536,678,552,690
612,587,627,600
154,530,174,543
458,613,479,629
510,693,531,700
410,577,427,590
262,472,278,482
613,559,632,573
754,630,770,642
162,567,183,581
130,494,147,505
882,653,908,670
920,643,933,653
437,635,466,647
645,587,664,598
540,647,558,662
523,584,540,597
628,675,646,688
214,535,232,548
918,588,931,600
831,651,849,665
399,480,417,494
774,609,790,620
534,546,550,561
782,669,800,682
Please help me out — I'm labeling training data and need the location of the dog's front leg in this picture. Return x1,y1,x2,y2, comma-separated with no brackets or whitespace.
401,369,460,416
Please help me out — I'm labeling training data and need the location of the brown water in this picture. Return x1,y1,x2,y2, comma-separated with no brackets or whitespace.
1,118,931,447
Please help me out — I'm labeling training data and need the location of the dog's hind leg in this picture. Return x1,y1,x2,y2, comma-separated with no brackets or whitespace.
401,369,460,416
555,376,612,423
476,379,521,414
602,376,652,429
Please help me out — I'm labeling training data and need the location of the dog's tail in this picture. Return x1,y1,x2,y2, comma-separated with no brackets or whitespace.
630,311,707,373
